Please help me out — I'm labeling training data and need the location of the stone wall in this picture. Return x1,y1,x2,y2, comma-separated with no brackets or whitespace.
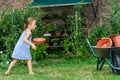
0,0,33,10
40,0,112,33
0,0,120,34
40,5,75,26
81,0,110,33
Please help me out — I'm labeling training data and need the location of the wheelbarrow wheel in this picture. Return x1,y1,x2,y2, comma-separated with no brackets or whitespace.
112,68,117,74
112,68,120,74
111,51,120,74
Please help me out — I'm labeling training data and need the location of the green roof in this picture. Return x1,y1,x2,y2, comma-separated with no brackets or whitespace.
32,0,91,7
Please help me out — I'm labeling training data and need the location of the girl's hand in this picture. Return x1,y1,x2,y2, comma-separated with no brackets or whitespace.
32,44,37,50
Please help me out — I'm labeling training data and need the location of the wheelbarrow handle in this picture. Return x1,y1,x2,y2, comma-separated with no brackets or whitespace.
81,36,98,57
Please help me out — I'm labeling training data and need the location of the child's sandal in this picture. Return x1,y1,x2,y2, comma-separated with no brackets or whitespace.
5,72,10,75
29,72,34,75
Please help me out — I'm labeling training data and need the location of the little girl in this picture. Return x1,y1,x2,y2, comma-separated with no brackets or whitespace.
5,17,37,75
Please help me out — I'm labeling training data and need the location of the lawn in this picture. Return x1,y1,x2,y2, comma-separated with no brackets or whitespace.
0,56,120,80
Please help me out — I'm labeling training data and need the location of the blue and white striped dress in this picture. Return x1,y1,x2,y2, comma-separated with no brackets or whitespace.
11,29,32,60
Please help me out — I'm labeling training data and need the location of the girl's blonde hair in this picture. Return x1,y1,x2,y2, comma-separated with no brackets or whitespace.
24,17,36,29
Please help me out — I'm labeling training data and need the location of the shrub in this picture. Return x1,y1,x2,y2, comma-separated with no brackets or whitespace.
30,44,48,60
0,5,44,60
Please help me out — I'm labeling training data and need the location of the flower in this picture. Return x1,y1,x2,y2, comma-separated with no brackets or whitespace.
65,52,70,56
6,61,9,64
0,51,3,54
85,54,91,57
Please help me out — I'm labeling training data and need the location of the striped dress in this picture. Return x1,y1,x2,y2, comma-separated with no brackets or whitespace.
11,29,32,60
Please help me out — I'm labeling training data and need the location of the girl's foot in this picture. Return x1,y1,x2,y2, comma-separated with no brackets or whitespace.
5,71,10,75
29,72,34,75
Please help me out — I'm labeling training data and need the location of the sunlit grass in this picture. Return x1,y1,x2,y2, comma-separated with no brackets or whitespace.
0,57,120,80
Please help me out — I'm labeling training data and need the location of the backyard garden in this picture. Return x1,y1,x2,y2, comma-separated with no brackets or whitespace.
0,0,120,80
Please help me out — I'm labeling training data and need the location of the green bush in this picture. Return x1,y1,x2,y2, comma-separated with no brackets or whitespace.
89,26,111,45
65,5,89,57
109,0,120,34
0,5,44,60
30,44,48,60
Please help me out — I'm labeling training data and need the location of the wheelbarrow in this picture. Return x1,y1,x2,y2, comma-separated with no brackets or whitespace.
82,36,120,74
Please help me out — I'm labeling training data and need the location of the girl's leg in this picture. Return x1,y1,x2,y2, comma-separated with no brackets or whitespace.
27,59,33,74
6,59,18,74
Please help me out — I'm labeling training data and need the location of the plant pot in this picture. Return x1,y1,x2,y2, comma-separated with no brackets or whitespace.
33,38,46,44
65,52,70,56
55,32,61,36
96,37,112,48
110,34,120,47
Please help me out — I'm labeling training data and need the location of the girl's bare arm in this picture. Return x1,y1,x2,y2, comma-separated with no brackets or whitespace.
24,30,36,50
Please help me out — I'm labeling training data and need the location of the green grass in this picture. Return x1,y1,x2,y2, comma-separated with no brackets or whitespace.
0,57,120,80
